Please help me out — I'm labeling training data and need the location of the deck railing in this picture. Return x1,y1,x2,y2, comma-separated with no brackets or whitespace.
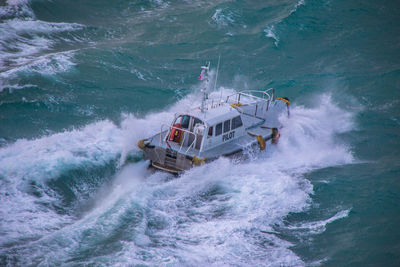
224,88,275,118
160,124,201,153
225,88,275,105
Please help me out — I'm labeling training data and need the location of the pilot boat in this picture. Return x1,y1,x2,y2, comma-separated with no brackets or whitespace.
137,62,290,173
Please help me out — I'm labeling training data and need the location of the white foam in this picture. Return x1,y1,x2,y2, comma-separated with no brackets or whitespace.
150,0,170,9
1,19,83,35
288,209,351,234
0,86,208,247
0,50,77,92
0,1,85,85
140,157,311,266
0,120,125,181
264,25,279,46
291,0,305,15
0,120,125,246
270,94,354,175
0,19,84,69
8,155,308,265
130,68,146,80
211,8,236,28
7,0,29,5
0,0,33,19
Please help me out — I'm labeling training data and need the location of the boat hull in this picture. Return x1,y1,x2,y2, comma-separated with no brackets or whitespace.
141,133,274,174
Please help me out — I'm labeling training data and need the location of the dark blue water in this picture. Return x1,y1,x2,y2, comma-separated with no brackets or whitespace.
1,0,399,266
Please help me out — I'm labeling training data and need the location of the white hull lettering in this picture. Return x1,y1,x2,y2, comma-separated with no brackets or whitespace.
222,131,235,142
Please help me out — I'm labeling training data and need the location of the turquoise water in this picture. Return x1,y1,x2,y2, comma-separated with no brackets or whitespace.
0,0,399,266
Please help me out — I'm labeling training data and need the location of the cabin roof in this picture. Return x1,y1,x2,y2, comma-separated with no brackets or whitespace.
177,102,240,126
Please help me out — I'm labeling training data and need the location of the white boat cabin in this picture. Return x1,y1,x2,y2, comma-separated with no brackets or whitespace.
165,103,245,153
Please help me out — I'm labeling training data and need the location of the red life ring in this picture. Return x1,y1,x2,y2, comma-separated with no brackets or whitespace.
169,123,182,143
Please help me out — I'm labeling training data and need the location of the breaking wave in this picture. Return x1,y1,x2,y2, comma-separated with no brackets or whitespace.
0,0,85,91
263,0,306,46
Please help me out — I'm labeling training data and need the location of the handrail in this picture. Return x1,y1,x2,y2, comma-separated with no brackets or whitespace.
185,135,197,153
160,124,201,153
225,88,275,104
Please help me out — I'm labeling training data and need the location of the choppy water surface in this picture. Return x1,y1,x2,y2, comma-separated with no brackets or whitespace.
1,0,399,266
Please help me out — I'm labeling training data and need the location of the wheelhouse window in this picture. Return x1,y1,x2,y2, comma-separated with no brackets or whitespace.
208,126,213,137
215,123,222,136
193,118,202,128
232,116,243,129
223,120,231,133
181,115,190,129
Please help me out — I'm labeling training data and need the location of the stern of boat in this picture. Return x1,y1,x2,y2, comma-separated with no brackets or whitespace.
139,143,194,173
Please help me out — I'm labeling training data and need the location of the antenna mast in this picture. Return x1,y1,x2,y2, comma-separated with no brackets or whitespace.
214,55,221,92
200,61,210,113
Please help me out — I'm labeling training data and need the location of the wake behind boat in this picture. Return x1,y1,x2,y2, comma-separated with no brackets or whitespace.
137,62,290,173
